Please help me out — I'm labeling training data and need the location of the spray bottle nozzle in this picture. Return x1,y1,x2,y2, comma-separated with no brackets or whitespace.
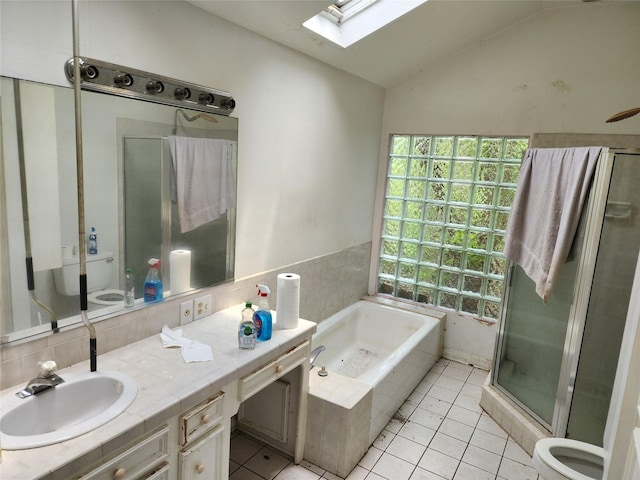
256,284,270,297
148,258,161,268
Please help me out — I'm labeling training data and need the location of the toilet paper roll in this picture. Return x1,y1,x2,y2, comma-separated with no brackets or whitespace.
170,249,191,295
276,273,300,330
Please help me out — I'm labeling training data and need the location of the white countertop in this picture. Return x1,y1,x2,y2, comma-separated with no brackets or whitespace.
0,304,316,480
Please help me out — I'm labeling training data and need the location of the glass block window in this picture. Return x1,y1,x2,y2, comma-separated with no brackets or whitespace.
378,135,528,321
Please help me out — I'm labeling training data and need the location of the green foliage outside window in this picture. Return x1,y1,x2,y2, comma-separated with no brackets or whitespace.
378,135,528,320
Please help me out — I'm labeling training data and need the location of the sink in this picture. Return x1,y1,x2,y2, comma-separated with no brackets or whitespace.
0,370,137,450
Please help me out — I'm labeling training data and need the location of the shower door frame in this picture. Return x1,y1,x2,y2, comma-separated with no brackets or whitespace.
491,147,615,437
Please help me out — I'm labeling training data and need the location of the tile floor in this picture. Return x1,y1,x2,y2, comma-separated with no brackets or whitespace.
229,358,543,480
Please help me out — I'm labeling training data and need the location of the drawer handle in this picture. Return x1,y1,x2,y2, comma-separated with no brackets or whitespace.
275,364,283,374
201,414,211,424
196,463,206,474
114,467,126,479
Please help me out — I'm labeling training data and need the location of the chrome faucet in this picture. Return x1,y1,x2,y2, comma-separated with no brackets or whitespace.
310,345,325,369
16,360,65,398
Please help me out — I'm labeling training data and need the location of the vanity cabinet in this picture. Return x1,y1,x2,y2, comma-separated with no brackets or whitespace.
77,426,170,480
0,313,316,480
177,392,229,480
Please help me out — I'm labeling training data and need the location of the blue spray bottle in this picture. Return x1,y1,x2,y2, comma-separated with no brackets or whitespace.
253,284,272,341
143,258,163,303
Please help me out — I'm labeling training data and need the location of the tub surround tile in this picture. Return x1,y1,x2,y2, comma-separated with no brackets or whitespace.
304,383,372,478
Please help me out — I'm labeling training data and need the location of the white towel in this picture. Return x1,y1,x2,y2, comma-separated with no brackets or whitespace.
160,325,213,363
169,136,237,233
504,147,601,302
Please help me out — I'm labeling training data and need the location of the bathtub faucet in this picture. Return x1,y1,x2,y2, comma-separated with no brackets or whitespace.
310,345,326,369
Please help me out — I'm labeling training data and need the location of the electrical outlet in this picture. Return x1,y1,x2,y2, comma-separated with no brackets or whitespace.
194,294,212,320
180,300,194,325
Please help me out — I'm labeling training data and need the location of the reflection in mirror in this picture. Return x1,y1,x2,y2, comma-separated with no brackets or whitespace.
0,76,238,343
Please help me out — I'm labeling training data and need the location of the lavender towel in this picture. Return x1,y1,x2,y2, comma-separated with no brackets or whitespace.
504,147,601,302
169,136,237,233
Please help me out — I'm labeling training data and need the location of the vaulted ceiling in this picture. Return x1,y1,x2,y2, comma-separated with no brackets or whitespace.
188,0,588,88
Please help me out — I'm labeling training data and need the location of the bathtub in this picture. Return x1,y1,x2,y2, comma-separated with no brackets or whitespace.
304,298,444,477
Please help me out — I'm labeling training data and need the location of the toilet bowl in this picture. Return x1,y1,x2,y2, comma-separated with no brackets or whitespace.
532,438,604,480
87,289,125,306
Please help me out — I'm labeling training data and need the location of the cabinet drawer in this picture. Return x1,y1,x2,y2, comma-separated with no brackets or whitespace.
143,463,169,480
179,424,225,480
180,392,224,446
78,426,170,480
239,341,309,401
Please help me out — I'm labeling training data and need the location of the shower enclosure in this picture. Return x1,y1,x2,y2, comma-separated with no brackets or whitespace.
121,136,236,299
491,148,640,447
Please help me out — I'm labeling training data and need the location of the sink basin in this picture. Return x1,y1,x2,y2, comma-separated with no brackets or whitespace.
0,370,137,450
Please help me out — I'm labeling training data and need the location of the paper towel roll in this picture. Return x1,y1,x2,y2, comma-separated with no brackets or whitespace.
276,273,300,330
170,249,191,295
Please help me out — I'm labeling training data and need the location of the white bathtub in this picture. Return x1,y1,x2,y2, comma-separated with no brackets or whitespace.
304,298,444,477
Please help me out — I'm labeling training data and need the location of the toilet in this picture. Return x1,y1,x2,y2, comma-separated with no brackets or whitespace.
54,251,124,309
87,288,125,306
533,437,604,480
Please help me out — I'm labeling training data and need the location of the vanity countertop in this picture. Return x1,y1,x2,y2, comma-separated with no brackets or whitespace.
0,304,316,480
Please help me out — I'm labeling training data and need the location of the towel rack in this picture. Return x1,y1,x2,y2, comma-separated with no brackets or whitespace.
172,109,218,135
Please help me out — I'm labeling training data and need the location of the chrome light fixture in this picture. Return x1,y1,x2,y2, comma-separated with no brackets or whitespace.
65,57,235,115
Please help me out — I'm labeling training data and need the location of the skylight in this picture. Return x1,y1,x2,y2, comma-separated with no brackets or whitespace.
321,0,379,26
303,0,428,48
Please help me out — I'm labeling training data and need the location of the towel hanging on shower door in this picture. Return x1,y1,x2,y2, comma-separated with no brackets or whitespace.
504,146,601,302
169,136,237,233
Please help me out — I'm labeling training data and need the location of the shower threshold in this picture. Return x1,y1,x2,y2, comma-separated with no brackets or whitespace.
479,373,550,456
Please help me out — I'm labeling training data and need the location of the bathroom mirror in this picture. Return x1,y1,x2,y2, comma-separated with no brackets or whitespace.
0,75,238,343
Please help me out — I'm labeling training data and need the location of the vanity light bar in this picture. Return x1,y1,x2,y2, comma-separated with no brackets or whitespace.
65,57,235,115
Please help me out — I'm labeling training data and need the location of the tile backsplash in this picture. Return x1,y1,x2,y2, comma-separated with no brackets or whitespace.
0,243,371,390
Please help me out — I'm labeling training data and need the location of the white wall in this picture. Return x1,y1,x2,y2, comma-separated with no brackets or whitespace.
1,0,385,281
381,3,640,136
375,2,640,366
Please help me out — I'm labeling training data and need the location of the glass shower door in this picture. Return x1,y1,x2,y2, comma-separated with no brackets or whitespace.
493,149,640,444
495,259,580,427
566,152,640,446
